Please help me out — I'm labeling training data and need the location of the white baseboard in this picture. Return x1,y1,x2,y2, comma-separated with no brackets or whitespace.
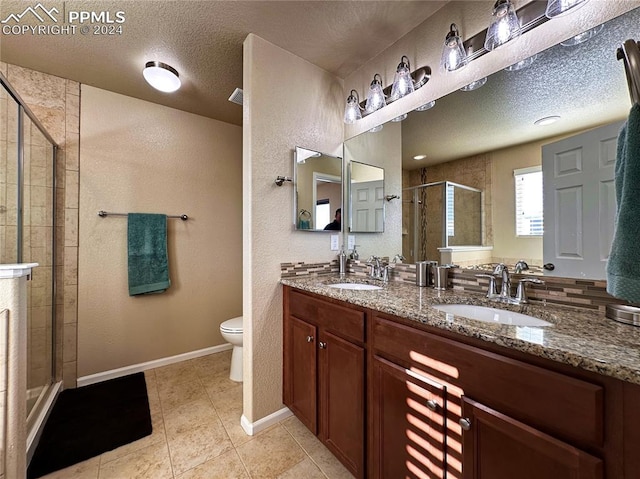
77,343,233,387
241,407,292,436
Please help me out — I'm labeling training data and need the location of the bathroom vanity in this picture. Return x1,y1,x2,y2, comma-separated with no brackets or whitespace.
281,276,640,479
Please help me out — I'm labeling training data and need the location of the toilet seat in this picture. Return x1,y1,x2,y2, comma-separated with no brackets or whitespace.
221,316,243,333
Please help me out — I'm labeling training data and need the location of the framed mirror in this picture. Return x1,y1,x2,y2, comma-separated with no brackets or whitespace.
343,7,639,278
349,161,384,233
294,146,343,231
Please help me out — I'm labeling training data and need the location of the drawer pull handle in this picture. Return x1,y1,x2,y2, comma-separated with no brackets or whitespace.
426,399,439,411
319,341,327,349
306,335,314,343
459,418,472,431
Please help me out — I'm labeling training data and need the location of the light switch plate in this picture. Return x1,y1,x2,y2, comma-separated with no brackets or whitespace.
348,235,355,250
330,234,339,251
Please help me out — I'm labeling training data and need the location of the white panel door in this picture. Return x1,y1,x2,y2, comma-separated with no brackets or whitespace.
351,180,384,232
542,121,623,279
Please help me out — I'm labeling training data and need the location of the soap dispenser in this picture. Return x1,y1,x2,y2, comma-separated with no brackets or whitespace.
338,248,347,276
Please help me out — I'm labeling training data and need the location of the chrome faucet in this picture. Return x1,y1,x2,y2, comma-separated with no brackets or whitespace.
476,262,545,304
366,256,393,283
493,263,511,299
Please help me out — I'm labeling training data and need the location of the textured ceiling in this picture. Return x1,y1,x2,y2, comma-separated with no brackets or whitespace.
398,7,639,170
0,0,447,126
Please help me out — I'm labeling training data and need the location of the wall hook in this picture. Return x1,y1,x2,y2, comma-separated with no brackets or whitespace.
275,176,293,186
385,195,400,201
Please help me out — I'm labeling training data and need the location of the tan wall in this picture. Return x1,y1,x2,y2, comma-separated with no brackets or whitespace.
243,34,344,422
78,86,242,377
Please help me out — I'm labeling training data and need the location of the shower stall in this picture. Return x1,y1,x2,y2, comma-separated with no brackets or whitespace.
0,73,58,446
403,181,483,264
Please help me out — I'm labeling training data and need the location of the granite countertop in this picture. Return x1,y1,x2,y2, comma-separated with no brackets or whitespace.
281,274,640,385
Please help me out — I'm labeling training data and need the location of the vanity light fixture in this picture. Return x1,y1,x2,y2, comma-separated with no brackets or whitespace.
415,100,436,112
505,53,538,71
143,61,181,93
560,24,603,47
343,89,363,124
365,74,386,114
441,24,467,72
461,77,488,91
413,154,427,160
534,115,561,126
545,0,589,18
484,0,521,51
389,55,415,102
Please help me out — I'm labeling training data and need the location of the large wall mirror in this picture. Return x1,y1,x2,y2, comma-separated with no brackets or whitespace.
349,161,385,233
343,7,639,279
294,146,343,231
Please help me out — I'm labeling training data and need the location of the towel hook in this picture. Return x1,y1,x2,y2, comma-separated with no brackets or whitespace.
275,176,293,186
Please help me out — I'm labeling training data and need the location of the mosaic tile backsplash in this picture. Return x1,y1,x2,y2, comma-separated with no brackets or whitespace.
281,260,628,312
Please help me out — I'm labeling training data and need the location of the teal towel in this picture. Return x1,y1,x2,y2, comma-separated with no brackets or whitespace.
607,103,640,303
127,213,170,296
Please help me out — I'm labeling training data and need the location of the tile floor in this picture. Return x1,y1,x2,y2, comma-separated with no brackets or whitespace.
38,350,355,479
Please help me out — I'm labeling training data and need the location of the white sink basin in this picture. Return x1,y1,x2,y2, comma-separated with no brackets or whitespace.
432,304,552,327
327,283,383,291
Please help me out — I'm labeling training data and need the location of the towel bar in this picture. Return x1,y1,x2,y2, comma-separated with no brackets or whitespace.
98,211,188,220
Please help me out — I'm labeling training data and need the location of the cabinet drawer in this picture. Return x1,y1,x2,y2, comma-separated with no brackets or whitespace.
290,290,364,343
372,314,603,447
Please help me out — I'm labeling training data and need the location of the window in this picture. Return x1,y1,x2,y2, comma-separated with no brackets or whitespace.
514,166,543,236
446,183,455,237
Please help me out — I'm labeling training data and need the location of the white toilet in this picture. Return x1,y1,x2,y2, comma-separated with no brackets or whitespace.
220,316,243,382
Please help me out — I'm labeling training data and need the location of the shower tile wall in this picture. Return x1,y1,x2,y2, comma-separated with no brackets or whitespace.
1,62,80,388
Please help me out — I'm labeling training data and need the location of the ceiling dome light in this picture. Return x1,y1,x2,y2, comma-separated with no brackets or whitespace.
534,115,561,126
484,0,521,51
143,61,181,93
440,24,467,72
460,77,488,91
365,73,386,114
389,56,415,102
545,0,589,18
415,100,436,112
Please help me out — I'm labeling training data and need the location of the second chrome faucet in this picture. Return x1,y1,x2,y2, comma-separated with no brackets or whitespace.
476,263,544,305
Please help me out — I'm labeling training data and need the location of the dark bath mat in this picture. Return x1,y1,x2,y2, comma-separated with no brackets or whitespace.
28,372,152,479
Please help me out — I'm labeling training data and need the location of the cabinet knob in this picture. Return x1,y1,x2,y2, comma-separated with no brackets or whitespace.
306,335,314,343
459,417,472,431
426,399,439,411
319,341,327,349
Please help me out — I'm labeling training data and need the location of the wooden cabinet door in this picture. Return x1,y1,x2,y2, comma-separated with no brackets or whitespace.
461,396,603,479
285,315,318,434
371,355,447,479
319,330,365,478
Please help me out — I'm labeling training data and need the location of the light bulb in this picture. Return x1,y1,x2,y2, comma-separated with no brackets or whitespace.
389,56,414,101
365,74,386,114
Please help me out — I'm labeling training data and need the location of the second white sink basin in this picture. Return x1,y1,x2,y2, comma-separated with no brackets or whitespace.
327,283,383,291
432,304,552,327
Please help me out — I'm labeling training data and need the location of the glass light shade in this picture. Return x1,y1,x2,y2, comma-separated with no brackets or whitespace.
460,77,488,91
143,61,181,92
560,24,603,47
484,0,521,51
365,74,386,114
389,56,414,101
440,24,467,72
545,0,589,18
415,100,436,112
391,113,408,122
505,54,537,72
369,124,384,133
343,90,362,124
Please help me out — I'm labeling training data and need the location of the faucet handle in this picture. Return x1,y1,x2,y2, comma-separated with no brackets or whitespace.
475,273,498,297
515,278,545,304
392,254,405,264
492,263,507,275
